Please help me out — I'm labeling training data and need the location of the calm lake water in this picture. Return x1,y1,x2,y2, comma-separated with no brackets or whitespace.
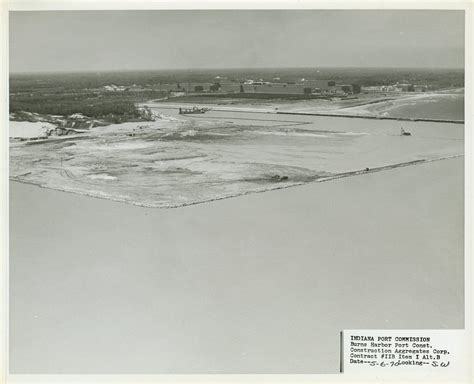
386,93,464,120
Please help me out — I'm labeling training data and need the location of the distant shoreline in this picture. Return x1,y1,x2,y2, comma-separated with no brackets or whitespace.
153,88,464,123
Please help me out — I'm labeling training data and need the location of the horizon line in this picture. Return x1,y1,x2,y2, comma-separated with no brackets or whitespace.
10,65,466,76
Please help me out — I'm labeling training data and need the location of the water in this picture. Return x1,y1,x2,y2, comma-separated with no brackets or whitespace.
382,93,464,120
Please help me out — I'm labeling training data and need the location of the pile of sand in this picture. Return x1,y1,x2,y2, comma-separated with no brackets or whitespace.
9,121,56,139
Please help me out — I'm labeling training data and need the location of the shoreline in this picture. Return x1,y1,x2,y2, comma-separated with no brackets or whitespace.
9,154,464,209
143,89,465,124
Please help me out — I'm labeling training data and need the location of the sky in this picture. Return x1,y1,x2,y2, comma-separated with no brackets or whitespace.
9,10,465,73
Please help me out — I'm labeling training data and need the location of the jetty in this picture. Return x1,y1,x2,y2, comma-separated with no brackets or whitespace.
275,111,464,124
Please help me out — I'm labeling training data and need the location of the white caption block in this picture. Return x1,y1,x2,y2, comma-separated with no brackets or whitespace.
341,329,468,378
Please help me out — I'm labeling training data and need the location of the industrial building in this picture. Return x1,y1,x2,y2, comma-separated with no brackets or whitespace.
218,79,352,96
176,82,217,92
172,78,355,96
396,83,415,92
219,81,242,93
241,82,313,95
300,80,336,92
335,84,354,94
361,83,417,93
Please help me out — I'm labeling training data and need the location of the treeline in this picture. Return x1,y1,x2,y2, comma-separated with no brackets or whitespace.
10,89,167,122
10,97,138,117
10,70,201,92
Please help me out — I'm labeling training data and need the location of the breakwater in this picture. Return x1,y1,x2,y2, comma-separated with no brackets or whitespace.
276,111,464,124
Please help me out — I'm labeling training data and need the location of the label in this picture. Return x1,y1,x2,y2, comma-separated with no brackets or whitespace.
341,329,467,376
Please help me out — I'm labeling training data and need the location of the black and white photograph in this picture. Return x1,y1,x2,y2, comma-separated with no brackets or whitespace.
2,1,472,381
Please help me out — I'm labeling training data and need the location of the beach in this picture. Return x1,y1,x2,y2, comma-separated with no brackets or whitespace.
9,156,464,373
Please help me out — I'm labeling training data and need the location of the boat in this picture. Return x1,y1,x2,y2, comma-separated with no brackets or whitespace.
400,127,411,136
179,106,211,115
